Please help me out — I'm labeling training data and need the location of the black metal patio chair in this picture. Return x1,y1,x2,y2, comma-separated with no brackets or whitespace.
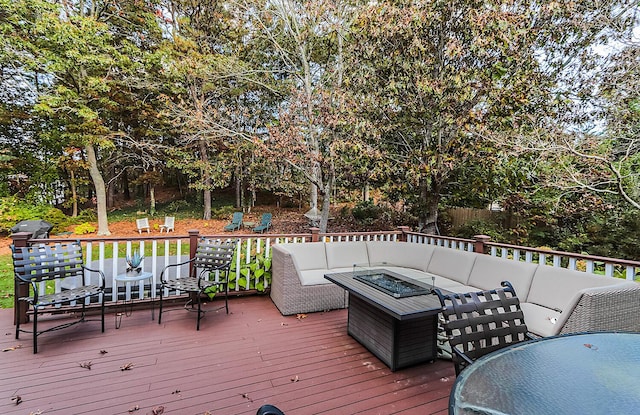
158,238,236,330
433,281,533,375
12,241,106,353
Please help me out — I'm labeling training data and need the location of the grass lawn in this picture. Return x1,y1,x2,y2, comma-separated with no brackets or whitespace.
0,253,14,308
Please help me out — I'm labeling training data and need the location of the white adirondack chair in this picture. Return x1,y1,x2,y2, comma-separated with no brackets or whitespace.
159,216,175,233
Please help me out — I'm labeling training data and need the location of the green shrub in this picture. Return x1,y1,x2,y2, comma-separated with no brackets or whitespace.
76,209,97,222
74,222,96,235
228,241,272,294
165,200,190,213
0,196,68,234
212,205,238,220
452,218,511,242
352,200,382,225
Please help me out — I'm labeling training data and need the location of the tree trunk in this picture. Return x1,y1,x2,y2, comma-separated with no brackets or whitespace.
200,139,211,220
123,170,130,200
319,192,331,233
235,165,242,208
318,173,334,233
149,185,156,216
310,180,318,210
70,169,78,217
85,143,111,236
419,177,441,234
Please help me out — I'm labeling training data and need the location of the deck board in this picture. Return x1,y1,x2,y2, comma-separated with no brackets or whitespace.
0,296,454,415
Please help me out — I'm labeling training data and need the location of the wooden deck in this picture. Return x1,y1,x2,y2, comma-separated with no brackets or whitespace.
0,296,454,415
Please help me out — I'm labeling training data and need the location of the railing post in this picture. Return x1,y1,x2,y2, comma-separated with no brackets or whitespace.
11,232,32,325
474,234,491,254
188,230,200,276
397,226,411,242
310,227,320,242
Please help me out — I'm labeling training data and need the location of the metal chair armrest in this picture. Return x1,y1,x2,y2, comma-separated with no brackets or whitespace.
452,346,475,366
160,257,196,282
82,265,106,289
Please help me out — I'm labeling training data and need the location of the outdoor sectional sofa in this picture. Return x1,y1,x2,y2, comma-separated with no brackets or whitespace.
270,241,640,337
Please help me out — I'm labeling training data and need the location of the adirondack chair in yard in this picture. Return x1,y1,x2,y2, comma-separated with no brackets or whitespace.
136,218,150,233
224,212,243,231
253,213,272,233
159,216,175,232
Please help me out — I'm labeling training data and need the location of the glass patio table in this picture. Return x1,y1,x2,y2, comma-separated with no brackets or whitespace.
450,332,640,415
114,271,154,329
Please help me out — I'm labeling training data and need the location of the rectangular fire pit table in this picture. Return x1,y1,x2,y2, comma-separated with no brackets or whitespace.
325,269,442,371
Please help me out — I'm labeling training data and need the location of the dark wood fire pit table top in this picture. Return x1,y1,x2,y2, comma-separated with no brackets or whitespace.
325,269,444,371
325,269,442,320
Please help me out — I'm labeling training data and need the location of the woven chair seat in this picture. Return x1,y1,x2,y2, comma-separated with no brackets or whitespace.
161,277,217,292
21,285,103,308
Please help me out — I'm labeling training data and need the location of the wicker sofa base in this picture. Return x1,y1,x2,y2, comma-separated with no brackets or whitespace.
270,244,348,315
270,241,640,338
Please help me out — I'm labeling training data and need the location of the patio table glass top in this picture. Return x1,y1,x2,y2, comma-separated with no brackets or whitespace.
450,332,640,415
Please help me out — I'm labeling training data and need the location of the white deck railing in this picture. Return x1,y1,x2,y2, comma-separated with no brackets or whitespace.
12,227,638,324
404,231,640,281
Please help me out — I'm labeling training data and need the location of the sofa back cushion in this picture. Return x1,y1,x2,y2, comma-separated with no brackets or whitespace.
426,247,477,284
365,241,434,271
527,266,626,312
279,242,327,271
467,255,537,300
325,241,369,269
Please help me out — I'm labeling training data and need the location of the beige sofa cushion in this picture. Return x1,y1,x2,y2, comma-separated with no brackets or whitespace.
325,241,369,269
299,269,334,286
279,242,327,271
366,241,434,271
426,246,477,284
527,266,630,313
520,303,562,337
524,266,637,336
467,255,537,300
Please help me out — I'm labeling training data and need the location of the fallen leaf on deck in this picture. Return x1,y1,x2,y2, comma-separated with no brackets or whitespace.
291,375,299,382
79,361,92,370
29,411,43,415
171,389,181,395
151,406,164,415
11,395,22,405
241,393,253,402
280,322,288,326
3,345,22,352
100,350,108,354
296,313,307,320
121,362,134,371
128,405,140,412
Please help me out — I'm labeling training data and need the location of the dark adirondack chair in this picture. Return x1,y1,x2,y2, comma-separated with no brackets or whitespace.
253,213,272,233
224,212,243,231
